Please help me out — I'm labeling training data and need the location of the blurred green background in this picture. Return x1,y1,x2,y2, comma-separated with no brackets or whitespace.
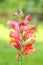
0,0,43,65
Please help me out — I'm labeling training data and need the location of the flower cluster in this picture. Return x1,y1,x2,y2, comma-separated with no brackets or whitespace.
7,11,36,60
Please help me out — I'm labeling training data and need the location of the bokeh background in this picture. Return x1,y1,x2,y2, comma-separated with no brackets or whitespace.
0,0,43,65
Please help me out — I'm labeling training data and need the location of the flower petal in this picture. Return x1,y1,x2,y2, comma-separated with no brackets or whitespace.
23,39,35,55
7,20,19,31
18,20,26,26
24,32,36,40
9,36,21,50
23,25,36,31
9,31,21,41
9,41,20,50
9,31,21,50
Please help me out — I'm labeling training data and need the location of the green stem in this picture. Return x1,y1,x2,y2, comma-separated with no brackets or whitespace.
20,54,22,65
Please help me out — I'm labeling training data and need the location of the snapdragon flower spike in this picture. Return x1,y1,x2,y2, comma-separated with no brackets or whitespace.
7,11,36,57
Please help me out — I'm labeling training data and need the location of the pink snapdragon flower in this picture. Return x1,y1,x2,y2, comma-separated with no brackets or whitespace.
7,20,19,31
23,39,35,55
9,31,21,50
7,11,36,61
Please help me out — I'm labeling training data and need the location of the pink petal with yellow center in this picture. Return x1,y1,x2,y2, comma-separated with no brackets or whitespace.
9,31,21,41
9,36,21,50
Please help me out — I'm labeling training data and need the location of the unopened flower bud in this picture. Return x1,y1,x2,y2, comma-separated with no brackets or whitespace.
25,14,31,21
13,12,19,18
